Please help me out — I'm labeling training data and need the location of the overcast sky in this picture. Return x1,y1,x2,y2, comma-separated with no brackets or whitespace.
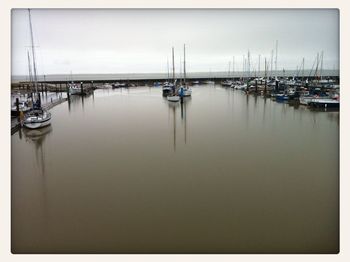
11,9,339,75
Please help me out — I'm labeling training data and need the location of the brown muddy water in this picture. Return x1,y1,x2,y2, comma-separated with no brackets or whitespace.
11,84,339,253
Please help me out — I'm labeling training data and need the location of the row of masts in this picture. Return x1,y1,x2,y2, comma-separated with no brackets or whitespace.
223,42,326,82
167,44,187,85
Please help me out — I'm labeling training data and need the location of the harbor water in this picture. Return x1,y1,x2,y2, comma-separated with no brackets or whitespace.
11,84,339,253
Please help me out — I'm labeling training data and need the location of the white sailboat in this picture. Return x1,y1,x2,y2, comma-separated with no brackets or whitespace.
23,9,51,129
167,47,180,102
180,44,192,97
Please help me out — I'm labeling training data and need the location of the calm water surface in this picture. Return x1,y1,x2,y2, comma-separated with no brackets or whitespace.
11,85,339,253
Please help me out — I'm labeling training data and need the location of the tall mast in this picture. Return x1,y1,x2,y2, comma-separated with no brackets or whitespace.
314,52,320,80
258,54,261,78
270,49,274,80
179,56,182,84
183,44,186,85
242,55,245,81
232,56,235,81
247,50,250,79
228,61,231,79
167,57,170,82
320,51,324,80
275,40,278,79
27,50,33,89
302,57,305,82
172,47,175,83
28,9,38,93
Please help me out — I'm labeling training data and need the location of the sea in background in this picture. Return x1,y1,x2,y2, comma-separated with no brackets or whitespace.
11,69,339,83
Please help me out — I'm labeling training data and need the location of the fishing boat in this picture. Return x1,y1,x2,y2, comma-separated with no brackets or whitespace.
23,9,52,130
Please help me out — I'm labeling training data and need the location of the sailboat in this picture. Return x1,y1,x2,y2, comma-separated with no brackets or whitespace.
23,9,52,129
179,44,192,97
68,71,81,95
167,47,180,102
221,61,233,87
162,57,174,96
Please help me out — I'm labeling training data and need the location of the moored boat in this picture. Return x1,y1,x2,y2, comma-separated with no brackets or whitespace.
308,98,339,109
23,9,53,130
11,100,32,116
23,109,51,129
69,82,81,95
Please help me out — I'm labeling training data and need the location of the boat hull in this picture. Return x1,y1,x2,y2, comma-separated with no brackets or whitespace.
23,111,52,129
309,99,339,109
167,96,180,102
275,94,289,102
182,89,192,97
24,118,51,129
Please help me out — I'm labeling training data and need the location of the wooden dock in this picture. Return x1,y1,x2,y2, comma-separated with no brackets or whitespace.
11,97,67,135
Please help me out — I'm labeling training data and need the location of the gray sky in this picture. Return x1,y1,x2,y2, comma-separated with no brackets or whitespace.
11,9,339,75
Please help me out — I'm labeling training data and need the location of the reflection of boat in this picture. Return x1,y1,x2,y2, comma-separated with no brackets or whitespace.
23,125,52,140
